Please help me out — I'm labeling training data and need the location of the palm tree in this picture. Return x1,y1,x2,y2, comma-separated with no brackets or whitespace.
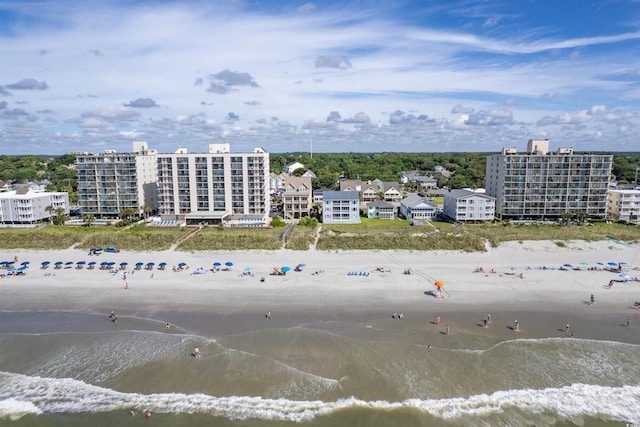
45,205,55,224
83,214,95,227
141,204,152,220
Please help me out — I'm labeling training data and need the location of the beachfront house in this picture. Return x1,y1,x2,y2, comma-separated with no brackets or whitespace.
281,176,313,220
367,200,397,219
322,191,361,224
399,195,439,220
442,189,495,222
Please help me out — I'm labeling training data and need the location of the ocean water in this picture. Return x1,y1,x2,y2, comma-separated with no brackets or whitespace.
1,311,640,427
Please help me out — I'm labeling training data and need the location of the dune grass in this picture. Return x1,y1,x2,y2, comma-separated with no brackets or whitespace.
0,220,636,252
176,227,284,251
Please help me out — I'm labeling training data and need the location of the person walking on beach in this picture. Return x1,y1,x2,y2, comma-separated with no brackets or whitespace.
565,323,570,335
435,315,441,325
590,294,595,306
266,311,272,320
514,320,519,331
626,318,631,328
445,325,450,335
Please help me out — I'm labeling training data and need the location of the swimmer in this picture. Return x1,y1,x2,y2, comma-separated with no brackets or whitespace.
165,322,171,329
193,347,201,358
266,311,272,320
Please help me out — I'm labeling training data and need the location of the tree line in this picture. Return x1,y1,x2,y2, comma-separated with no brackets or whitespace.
1,151,638,202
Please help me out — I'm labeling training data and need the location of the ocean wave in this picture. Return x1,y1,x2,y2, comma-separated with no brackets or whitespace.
1,372,639,424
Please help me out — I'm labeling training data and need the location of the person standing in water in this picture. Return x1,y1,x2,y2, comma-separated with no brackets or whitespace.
514,320,519,331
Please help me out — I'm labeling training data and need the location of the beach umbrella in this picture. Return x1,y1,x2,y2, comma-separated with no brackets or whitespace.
41,261,50,266
77,261,86,264
580,262,589,266
511,267,518,272
178,262,187,267
213,262,222,267
120,262,128,266
159,262,167,266
608,262,618,267
146,262,155,267
88,261,96,266
244,267,253,272
281,266,291,273
434,281,444,288
136,262,144,267
21,261,30,266
563,264,573,268
225,262,233,267
65,261,73,266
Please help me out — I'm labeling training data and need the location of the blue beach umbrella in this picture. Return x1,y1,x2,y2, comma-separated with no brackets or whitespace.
159,262,167,267
178,262,187,267
608,262,618,267
88,261,96,266
77,261,86,265
281,266,291,273
213,262,222,267
65,261,73,266
41,261,50,266
225,262,233,267
21,261,30,266
136,262,144,267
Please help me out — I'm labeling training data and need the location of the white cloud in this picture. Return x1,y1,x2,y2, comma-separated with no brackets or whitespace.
0,1,638,153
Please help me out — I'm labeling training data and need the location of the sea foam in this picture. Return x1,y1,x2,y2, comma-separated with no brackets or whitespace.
1,371,639,424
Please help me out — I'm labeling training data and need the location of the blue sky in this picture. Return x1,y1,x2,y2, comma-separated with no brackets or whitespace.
1,0,639,154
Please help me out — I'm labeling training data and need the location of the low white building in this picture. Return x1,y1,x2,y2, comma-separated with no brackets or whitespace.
367,200,396,219
400,195,439,220
322,191,360,224
607,189,640,223
0,187,69,226
443,189,495,222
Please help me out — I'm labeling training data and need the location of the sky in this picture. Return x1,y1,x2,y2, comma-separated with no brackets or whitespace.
1,0,640,155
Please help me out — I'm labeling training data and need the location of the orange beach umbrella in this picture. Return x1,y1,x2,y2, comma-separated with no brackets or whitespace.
434,281,444,288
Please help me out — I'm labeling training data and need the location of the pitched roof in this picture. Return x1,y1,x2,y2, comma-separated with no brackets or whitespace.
323,191,360,201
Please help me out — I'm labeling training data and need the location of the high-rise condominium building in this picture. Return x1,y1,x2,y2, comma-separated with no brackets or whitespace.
156,144,270,223
76,141,158,218
485,139,612,220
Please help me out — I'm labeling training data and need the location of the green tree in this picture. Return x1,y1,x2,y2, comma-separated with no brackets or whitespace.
45,205,55,224
83,214,95,227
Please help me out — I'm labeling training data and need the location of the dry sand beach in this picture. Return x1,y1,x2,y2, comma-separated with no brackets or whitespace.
1,240,640,426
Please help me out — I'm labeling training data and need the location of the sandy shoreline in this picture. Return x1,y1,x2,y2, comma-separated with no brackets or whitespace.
1,240,639,343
